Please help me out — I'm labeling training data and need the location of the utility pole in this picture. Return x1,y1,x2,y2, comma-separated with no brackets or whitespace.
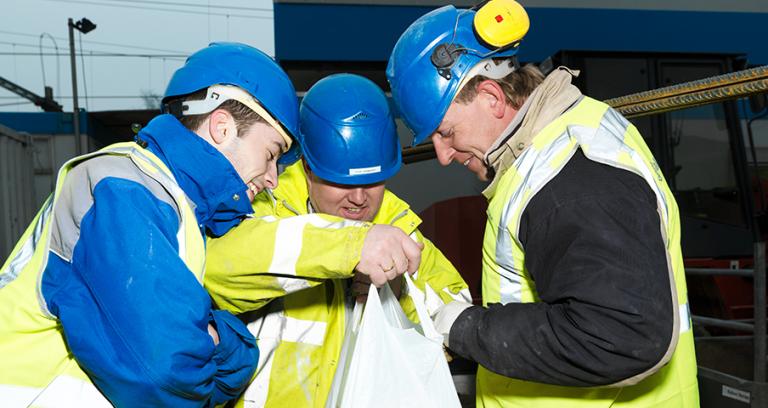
67,17,96,155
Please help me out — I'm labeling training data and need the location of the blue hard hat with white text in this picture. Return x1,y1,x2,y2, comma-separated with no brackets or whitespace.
299,74,401,185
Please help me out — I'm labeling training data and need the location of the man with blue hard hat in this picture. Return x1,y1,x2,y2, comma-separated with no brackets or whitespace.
387,1,698,406
205,73,470,408
0,43,421,407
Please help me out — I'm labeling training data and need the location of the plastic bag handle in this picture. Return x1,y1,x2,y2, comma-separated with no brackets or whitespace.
403,273,442,341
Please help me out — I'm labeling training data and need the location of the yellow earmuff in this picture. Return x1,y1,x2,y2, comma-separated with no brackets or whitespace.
473,0,530,49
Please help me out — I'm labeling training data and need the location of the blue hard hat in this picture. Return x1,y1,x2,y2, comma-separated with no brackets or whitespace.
386,5,522,145
299,74,401,185
163,42,301,164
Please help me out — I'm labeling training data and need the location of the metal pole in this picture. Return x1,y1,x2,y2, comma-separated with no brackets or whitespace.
67,18,81,155
692,316,755,333
686,268,755,277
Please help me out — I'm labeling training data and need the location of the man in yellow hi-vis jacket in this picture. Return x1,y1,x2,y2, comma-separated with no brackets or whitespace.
205,74,470,408
385,2,699,408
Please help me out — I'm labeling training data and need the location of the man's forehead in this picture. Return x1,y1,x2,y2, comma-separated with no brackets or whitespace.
266,131,287,151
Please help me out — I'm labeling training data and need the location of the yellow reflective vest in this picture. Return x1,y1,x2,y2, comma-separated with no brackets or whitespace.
205,162,470,408
477,97,698,407
0,142,205,407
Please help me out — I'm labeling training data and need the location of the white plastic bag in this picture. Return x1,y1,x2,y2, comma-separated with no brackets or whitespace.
327,274,461,408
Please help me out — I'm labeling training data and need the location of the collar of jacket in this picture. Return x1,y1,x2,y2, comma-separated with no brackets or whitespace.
482,66,583,200
266,162,422,234
137,114,254,237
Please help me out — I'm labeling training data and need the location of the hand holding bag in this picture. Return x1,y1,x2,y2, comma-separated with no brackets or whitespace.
329,274,461,408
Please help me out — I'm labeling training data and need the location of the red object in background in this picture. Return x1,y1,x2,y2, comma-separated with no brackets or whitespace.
419,195,488,305
495,14,503,22
685,257,756,322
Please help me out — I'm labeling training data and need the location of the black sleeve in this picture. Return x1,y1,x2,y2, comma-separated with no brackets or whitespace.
448,150,675,386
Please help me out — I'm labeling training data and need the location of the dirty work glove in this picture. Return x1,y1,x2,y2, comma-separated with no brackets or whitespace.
209,310,260,406
431,301,473,348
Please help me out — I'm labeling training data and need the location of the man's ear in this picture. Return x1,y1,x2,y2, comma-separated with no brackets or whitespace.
207,109,236,145
476,79,507,119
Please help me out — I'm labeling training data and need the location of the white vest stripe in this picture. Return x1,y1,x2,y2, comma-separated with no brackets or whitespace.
282,316,327,346
0,200,52,289
268,214,362,281
679,303,691,333
244,336,279,408
0,372,111,407
245,293,339,406
268,216,306,277
574,107,671,228
495,132,579,304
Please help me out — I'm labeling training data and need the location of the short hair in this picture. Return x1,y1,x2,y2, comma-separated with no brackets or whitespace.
171,87,265,134
454,62,544,109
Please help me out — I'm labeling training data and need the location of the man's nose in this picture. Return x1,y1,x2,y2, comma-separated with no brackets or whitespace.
264,162,278,189
432,135,455,166
348,188,366,205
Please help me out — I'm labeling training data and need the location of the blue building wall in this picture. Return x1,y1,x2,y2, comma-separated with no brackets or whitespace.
0,111,88,135
274,4,768,65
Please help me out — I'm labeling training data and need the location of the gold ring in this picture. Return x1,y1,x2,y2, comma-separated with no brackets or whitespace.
383,263,395,272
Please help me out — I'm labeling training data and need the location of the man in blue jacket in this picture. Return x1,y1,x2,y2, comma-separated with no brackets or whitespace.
0,42,421,407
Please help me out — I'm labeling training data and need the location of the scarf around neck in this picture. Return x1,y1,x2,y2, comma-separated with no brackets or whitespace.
482,66,583,199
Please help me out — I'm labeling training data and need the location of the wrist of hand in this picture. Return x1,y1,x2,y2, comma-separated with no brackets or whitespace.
432,301,473,348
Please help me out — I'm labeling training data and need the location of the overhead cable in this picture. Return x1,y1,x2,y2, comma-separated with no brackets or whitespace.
0,29,191,54
40,0,273,19
96,0,272,12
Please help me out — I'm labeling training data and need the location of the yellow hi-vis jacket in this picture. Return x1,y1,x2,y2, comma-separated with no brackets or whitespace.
477,97,698,407
0,143,204,407
204,162,471,408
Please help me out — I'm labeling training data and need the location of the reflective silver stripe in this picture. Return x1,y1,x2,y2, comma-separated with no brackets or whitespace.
122,148,195,265
495,146,534,304
578,108,671,226
243,307,283,408
495,132,576,304
242,306,328,408
243,340,277,408
0,376,111,408
679,302,691,333
282,316,327,346
267,214,361,280
0,198,52,289
104,145,191,255
246,303,327,347
0,384,40,408
243,336,279,408
269,216,309,278
388,209,409,226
